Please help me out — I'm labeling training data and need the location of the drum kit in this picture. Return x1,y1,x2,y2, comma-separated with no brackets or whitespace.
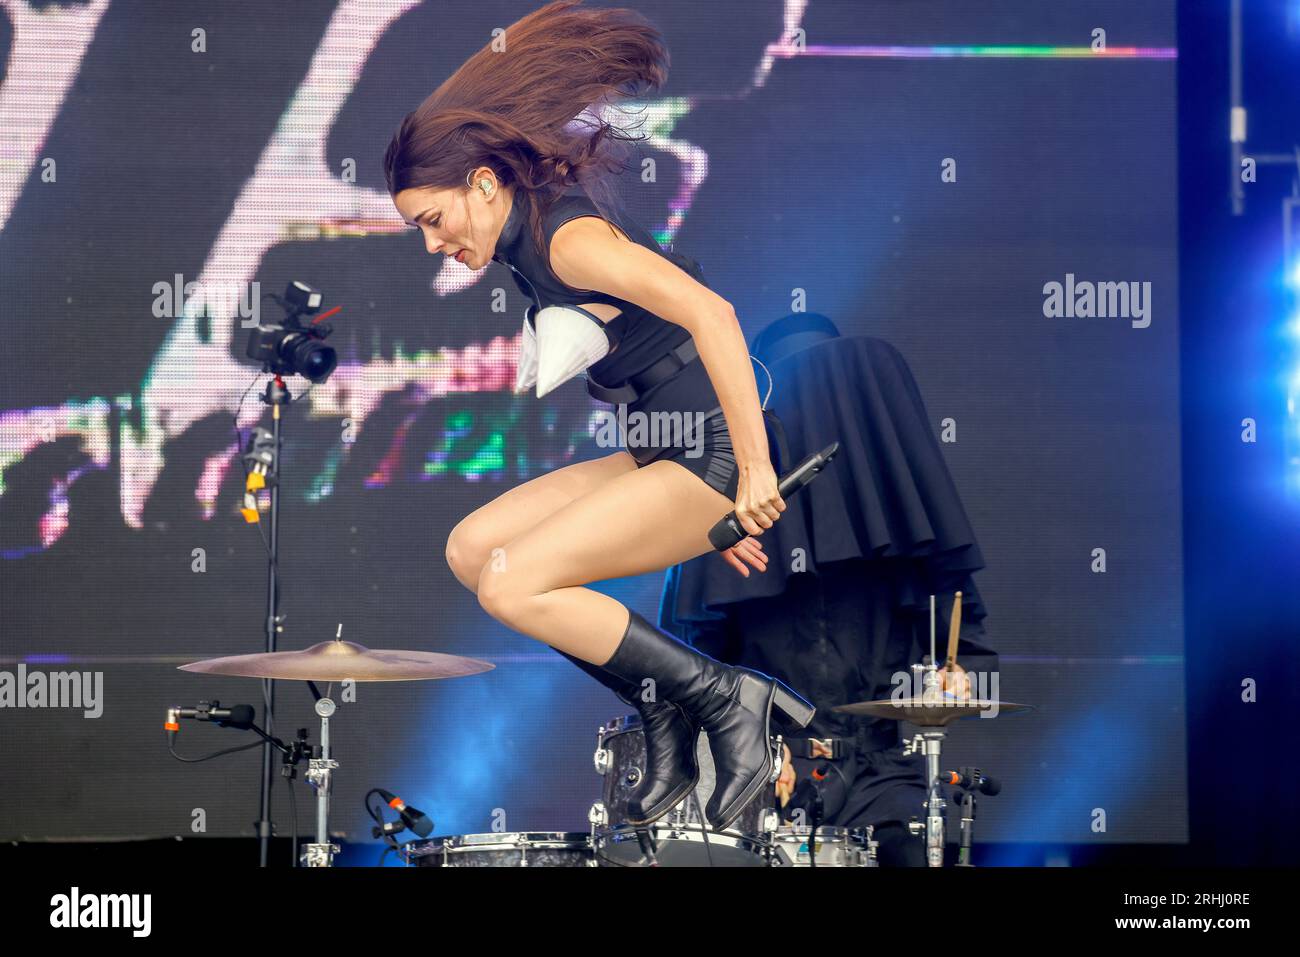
401,712,880,868
173,594,1030,868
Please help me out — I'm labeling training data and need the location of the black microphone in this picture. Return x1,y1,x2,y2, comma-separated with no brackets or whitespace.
376,789,434,838
941,768,1001,796
167,702,256,730
708,442,840,550
785,761,833,818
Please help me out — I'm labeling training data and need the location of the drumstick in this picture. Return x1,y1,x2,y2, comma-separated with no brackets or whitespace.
944,591,962,668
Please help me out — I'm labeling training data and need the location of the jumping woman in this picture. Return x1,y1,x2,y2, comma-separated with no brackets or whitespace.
384,0,813,832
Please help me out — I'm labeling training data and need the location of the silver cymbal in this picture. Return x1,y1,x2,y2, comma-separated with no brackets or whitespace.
178,640,495,682
832,697,1032,726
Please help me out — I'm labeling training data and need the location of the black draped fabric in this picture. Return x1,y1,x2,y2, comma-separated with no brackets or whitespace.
653,336,998,849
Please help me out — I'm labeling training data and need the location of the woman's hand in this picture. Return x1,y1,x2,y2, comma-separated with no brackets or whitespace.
776,739,833,814
722,537,767,576
775,742,796,808
721,460,783,576
733,459,786,539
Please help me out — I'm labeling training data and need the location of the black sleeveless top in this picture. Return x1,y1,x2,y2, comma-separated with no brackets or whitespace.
490,183,706,393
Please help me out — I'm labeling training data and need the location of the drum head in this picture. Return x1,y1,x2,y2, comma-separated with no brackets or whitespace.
403,832,593,867
595,824,769,867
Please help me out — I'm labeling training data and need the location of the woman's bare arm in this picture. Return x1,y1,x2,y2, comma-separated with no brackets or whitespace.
548,216,772,471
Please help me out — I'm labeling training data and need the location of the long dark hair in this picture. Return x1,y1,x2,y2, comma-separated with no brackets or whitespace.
383,0,669,265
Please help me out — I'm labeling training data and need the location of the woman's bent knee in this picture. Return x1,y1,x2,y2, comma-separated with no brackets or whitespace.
475,560,530,627
446,522,489,593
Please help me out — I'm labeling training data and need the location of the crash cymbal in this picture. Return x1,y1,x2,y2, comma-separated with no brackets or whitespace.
832,698,1032,726
178,640,495,682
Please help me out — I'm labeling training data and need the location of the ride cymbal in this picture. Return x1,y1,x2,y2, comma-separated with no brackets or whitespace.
832,697,1032,726
178,639,495,682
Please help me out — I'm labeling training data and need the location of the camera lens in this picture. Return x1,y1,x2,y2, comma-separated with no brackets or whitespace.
289,337,337,383
271,333,336,383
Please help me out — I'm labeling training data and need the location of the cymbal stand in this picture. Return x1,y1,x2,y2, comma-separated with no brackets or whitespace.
301,695,340,867
904,597,948,866
905,726,948,867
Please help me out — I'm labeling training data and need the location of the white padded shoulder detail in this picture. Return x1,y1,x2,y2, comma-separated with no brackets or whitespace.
532,305,612,398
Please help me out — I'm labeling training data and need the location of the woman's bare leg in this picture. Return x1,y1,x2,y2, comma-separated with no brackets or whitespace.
475,459,738,664
445,450,638,593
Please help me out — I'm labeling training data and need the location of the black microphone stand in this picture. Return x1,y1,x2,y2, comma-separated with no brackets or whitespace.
954,787,978,867
254,376,290,867
781,768,826,867
806,788,824,869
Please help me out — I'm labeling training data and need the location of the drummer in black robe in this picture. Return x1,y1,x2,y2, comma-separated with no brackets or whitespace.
658,313,998,867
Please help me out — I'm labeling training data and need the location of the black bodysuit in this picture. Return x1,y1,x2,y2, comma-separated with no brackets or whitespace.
492,183,741,500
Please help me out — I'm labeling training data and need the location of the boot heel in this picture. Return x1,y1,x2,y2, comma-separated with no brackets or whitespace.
772,682,815,729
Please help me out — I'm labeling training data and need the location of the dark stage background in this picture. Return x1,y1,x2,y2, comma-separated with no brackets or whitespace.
0,1,1182,853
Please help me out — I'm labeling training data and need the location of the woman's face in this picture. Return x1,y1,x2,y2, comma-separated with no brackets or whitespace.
393,177,511,270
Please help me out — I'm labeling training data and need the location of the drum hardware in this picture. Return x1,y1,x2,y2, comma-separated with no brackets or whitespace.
904,727,948,867
593,743,611,776
893,710,1021,867
299,696,340,867
164,702,321,865
175,634,493,867
831,594,1032,867
866,709,1026,868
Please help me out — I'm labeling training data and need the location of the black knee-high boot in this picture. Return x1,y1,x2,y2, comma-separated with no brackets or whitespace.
554,647,702,825
596,609,816,833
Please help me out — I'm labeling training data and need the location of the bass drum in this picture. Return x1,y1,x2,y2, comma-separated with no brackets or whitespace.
591,712,780,867
403,832,596,867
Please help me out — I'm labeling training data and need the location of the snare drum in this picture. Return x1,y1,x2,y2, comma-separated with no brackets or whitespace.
591,712,780,867
403,832,596,867
768,825,871,867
